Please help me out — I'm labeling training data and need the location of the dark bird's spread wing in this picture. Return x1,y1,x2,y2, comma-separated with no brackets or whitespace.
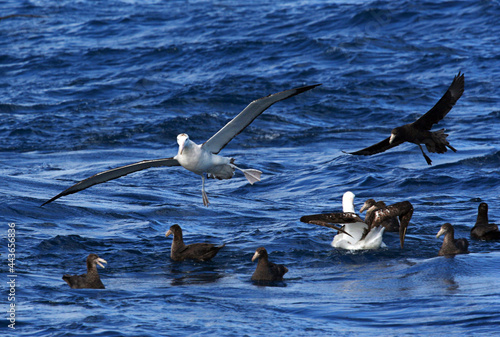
300,212,364,225
346,72,464,157
345,136,405,156
412,72,464,130
300,212,361,237
372,201,413,249
202,84,321,154
42,158,180,206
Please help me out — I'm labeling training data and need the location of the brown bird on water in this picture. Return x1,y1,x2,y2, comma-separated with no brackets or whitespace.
251,247,288,282
346,72,464,165
471,202,500,240
165,224,225,262
436,223,469,256
63,253,107,289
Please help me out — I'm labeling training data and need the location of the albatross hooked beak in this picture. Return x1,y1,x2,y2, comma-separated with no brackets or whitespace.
389,133,396,144
165,229,172,238
177,133,188,155
251,251,260,262
96,258,107,269
436,228,446,239
359,199,374,213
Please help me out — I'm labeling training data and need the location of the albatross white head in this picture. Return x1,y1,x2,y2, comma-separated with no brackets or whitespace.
177,133,190,155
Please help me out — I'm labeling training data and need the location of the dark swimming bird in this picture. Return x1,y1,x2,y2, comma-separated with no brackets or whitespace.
346,72,464,165
41,84,320,207
360,199,400,232
436,223,469,256
62,253,107,289
301,191,413,249
251,247,288,282
471,203,500,240
165,224,225,261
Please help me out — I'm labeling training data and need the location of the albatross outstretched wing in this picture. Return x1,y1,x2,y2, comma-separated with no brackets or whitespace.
412,72,464,130
202,84,321,154
345,136,405,156
42,158,180,206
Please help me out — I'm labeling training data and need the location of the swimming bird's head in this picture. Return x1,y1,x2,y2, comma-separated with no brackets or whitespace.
252,247,268,262
436,223,453,239
87,253,107,269
177,133,189,155
478,202,488,215
165,224,182,238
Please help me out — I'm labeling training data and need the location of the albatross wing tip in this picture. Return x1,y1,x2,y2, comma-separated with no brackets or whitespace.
298,83,322,92
40,194,63,207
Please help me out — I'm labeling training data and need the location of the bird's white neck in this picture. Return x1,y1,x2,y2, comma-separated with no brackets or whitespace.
342,191,356,213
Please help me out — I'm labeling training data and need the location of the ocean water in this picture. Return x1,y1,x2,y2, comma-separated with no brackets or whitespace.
1,0,500,336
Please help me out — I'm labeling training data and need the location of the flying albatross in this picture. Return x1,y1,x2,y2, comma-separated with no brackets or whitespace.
345,72,464,165
41,84,320,207
300,191,413,250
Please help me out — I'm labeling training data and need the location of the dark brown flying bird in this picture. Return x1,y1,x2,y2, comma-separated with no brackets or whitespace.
346,72,464,165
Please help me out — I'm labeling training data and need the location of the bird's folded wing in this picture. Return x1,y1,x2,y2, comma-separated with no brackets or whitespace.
346,136,403,156
413,72,464,130
42,158,180,206
202,84,321,154
474,223,500,237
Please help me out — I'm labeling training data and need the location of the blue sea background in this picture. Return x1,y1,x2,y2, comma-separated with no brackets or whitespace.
1,0,500,336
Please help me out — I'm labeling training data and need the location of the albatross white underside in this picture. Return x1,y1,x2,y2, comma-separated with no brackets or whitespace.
301,191,413,250
42,83,320,207
331,191,387,250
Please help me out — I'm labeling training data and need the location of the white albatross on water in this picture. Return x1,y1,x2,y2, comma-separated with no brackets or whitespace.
300,191,413,250
331,191,387,250
42,84,320,207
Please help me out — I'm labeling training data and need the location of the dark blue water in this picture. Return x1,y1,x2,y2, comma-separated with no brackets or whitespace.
2,0,500,335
